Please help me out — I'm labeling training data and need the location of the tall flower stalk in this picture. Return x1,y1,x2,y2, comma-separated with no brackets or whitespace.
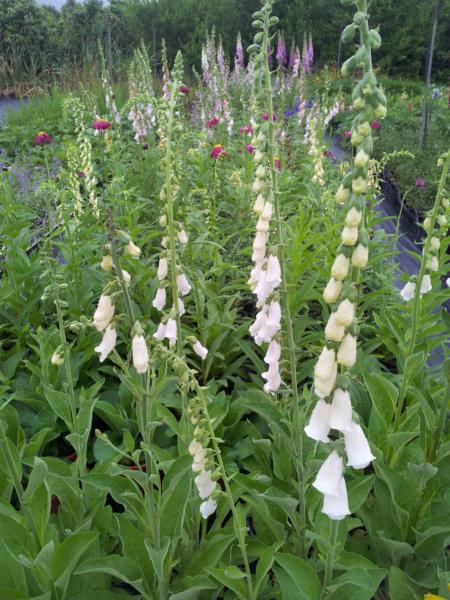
305,0,385,555
248,0,306,553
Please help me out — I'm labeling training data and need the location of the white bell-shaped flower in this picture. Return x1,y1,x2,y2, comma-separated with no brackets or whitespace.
194,469,217,499
344,422,375,469
329,389,353,431
351,244,369,268
323,278,342,304
153,322,166,340
95,326,117,362
325,313,346,342
200,496,217,519
337,334,357,368
165,318,177,346
305,399,332,443
177,274,191,296
152,287,166,311
192,340,208,360
266,255,281,286
157,257,168,281
93,295,115,332
420,274,432,294
400,280,416,301
132,335,149,374
264,340,281,364
313,450,344,497
335,299,355,327
331,254,350,281
322,477,350,520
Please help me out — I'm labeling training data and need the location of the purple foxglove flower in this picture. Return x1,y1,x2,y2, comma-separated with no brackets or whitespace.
276,34,287,66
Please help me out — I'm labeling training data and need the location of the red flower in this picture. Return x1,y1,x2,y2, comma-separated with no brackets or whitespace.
239,124,253,134
245,144,254,154
415,177,425,189
34,131,52,145
51,495,60,514
371,120,380,130
343,130,352,139
93,118,111,130
274,157,281,170
180,85,189,94
210,144,227,159
262,112,277,121
207,117,219,128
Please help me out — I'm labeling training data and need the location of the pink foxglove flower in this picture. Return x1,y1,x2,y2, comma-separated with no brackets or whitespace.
262,362,281,393
153,322,166,340
329,389,353,431
95,326,117,362
313,450,344,496
305,399,332,442
132,335,149,374
322,477,350,520
264,339,281,365
207,117,219,128
93,295,115,332
157,257,168,281
344,422,375,469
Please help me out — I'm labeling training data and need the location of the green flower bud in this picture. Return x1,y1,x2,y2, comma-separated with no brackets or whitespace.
353,11,366,26
342,23,357,43
369,30,382,49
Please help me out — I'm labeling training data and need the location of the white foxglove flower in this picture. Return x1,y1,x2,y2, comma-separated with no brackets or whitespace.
331,254,350,281
266,255,281,286
430,236,440,251
354,150,369,168
344,422,375,469
262,362,281,393
341,226,358,246
345,207,362,227
351,244,369,268
446,277,450,288
256,164,265,178
254,149,264,163
177,274,191,296
314,347,337,398
335,299,355,327
420,275,432,294
313,450,344,497
132,335,149,374
51,351,64,366
252,178,263,193
264,340,281,364
337,334,357,368
188,440,202,456
152,287,166,311
252,247,266,263
157,257,168,281
336,185,350,204
323,278,342,304
325,313,346,342
95,326,117,362
330,388,353,431
400,281,416,301
159,214,167,227
101,255,113,271
193,340,208,360
426,256,439,272
256,217,270,232
253,194,265,214
261,201,273,220
352,176,367,195
322,477,350,520
165,319,177,346
178,230,188,244
161,236,169,248
253,231,268,251
192,446,208,472
125,241,141,257
305,399,332,443
254,270,273,304
194,469,217,499
200,497,217,519
122,270,131,285
153,322,166,340
93,295,115,332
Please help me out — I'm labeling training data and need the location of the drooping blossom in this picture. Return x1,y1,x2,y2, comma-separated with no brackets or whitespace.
239,124,253,134
274,157,281,170
93,295,115,332
370,120,380,130
432,87,440,99
207,117,219,128
235,32,244,71
343,130,352,139
132,334,149,374
95,327,117,362
245,144,254,154
262,112,277,122
180,85,189,94
34,131,52,145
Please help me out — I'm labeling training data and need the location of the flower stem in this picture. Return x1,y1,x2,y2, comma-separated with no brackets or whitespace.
322,519,339,594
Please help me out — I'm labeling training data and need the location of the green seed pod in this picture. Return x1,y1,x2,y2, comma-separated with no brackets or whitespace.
342,23,357,43
342,172,353,189
252,19,263,28
349,193,365,211
369,30,382,49
252,10,263,18
374,87,387,106
247,43,260,54
353,11,366,26
269,16,280,25
254,32,264,43
358,229,370,246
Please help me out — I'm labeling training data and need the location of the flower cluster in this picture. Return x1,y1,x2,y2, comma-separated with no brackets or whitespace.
305,1,386,520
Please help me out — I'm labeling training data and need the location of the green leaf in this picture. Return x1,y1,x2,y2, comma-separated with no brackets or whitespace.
206,567,249,599
274,553,321,600
74,555,142,584
145,537,170,584
254,542,282,595
177,534,234,579
348,475,375,512
327,567,387,600
414,526,450,561
388,566,420,600
51,531,98,589
240,391,290,440
364,372,398,422
43,386,72,429
169,575,216,600
160,455,192,539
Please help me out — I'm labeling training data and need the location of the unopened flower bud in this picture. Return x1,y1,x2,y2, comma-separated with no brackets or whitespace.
101,255,113,271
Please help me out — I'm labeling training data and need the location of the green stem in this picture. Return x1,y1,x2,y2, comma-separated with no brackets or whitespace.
392,148,450,435
323,520,339,593
427,372,450,463
262,5,306,556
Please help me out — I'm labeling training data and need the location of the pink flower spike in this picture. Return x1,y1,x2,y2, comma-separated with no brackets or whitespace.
371,120,380,130
239,124,253,134
245,144,254,154
262,112,277,122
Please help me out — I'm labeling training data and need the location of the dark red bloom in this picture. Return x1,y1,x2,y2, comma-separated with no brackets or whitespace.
180,85,189,94
207,117,219,128
51,495,60,514
371,120,380,130
239,124,253,134
34,131,52,145
262,112,277,121
323,150,335,159
78,171,86,178
93,118,111,131
245,144,254,154
210,144,227,159
274,157,281,170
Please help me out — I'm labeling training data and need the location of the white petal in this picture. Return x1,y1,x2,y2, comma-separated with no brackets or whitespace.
322,477,350,520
